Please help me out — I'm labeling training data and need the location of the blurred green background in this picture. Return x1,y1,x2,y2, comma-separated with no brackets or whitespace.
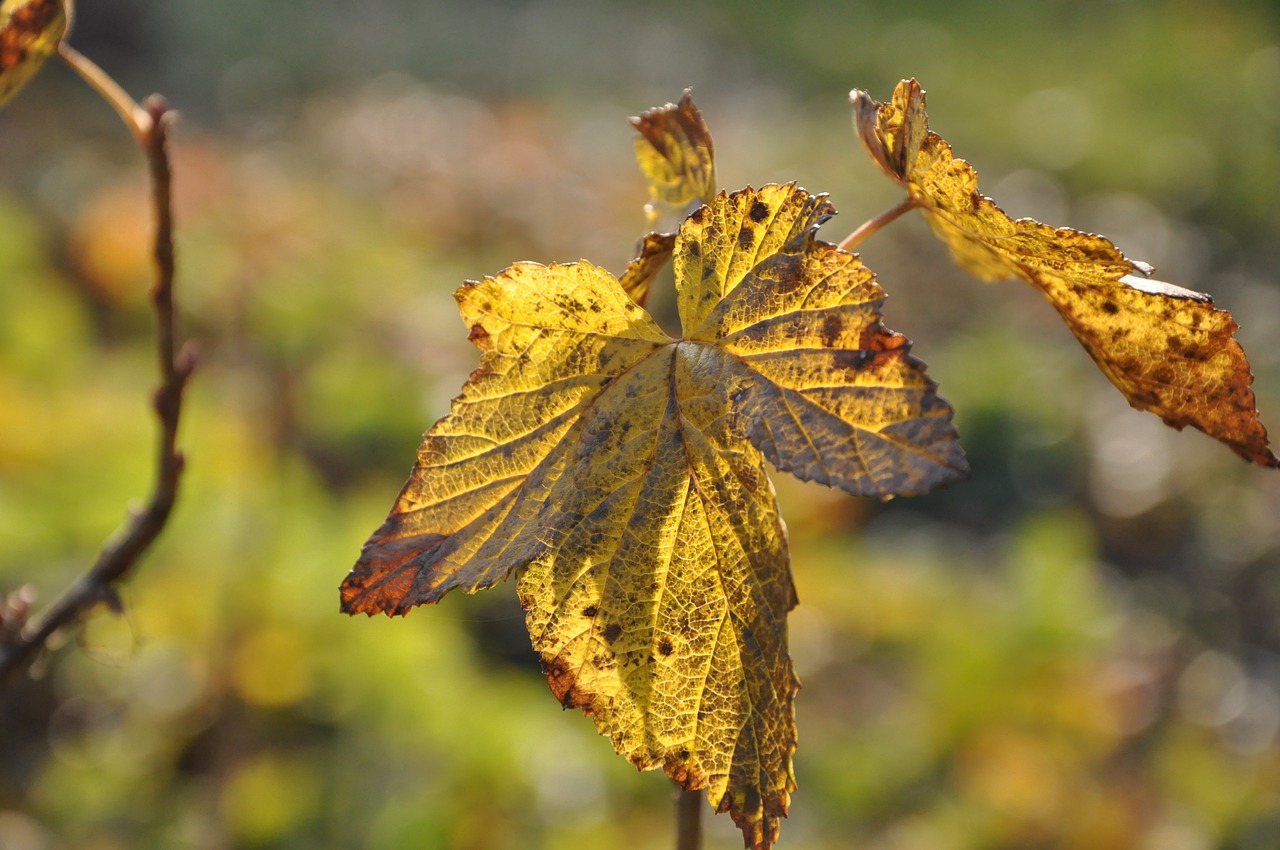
2,1,1280,848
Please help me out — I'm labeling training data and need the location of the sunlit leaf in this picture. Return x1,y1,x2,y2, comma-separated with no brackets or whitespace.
617,231,674,309
632,88,717,232
343,183,966,849
0,0,66,107
852,79,1278,467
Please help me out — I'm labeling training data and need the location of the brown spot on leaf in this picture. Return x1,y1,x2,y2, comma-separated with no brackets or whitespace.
821,314,844,348
749,201,771,222
603,623,623,643
658,637,674,656
833,349,873,370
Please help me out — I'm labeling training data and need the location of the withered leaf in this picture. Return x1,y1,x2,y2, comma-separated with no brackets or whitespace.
0,0,66,107
623,90,717,309
617,231,674,309
632,88,717,233
852,79,1278,467
343,183,966,850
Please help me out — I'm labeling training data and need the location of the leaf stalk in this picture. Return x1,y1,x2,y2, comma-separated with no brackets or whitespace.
838,195,921,251
57,42,151,141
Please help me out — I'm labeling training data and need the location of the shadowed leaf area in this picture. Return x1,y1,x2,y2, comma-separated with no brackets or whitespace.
342,182,966,850
0,0,65,107
853,78,1278,468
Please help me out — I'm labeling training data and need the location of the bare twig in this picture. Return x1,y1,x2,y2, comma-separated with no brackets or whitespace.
0,84,192,685
675,785,702,850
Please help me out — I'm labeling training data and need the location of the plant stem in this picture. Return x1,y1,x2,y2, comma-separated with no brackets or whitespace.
675,785,702,850
0,88,191,685
838,195,921,252
57,42,150,141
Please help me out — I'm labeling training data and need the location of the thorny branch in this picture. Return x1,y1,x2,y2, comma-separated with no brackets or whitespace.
0,66,193,685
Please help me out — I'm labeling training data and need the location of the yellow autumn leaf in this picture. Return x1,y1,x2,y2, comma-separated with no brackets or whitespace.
617,231,674,309
0,0,67,107
852,79,1278,468
632,88,717,232
343,183,966,850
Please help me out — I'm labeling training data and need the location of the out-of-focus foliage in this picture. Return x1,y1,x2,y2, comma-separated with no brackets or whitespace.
2,2,1279,849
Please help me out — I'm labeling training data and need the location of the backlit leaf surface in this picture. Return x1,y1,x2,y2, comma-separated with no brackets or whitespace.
632,89,717,232
343,183,966,849
0,0,66,107
617,231,674,309
852,79,1277,467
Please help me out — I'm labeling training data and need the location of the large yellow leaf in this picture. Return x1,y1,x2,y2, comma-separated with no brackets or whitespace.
0,0,67,107
343,184,966,849
852,79,1278,468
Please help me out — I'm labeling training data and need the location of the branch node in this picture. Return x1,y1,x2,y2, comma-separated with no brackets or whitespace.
0,55,187,689
100,586,126,616
176,343,199,379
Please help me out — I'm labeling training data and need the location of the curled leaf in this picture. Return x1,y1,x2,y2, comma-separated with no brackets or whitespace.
0,0,67,107
852,79,1277,467
343,184,966,849
632,88,717,232
617,231,675,309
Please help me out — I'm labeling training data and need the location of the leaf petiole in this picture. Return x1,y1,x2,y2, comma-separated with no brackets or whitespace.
58,42,150,141
838,195,921,251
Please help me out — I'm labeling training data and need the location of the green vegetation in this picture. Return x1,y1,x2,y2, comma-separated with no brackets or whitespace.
2,2,1279,848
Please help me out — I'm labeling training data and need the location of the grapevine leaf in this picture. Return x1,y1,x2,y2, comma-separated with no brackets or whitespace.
852,79,1278,467
618,231,675,309
632,88,717,232
0,0,67,107
343,183,966,850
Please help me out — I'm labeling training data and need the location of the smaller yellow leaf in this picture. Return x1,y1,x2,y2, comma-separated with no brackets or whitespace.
0,0,67,107
852,79,1278,467
631,88,717,232
617,231,674,308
